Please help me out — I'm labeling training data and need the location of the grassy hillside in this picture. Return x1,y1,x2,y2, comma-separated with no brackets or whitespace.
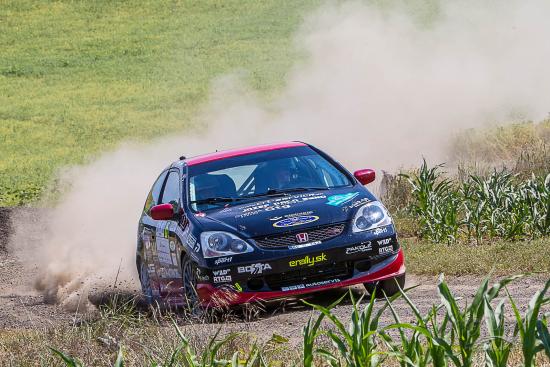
0,0,320,206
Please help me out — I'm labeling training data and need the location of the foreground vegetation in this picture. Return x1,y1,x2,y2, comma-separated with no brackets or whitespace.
1,276,548,366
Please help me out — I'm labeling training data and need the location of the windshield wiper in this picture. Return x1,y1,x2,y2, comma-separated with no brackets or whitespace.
190,197,235,206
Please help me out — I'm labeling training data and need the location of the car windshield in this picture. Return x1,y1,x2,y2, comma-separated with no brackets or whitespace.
187,146,352,211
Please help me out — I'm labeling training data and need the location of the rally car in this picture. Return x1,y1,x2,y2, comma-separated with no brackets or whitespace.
136,142,405,308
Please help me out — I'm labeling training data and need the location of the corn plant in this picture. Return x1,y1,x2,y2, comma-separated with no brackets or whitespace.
303,289,406,367
507,278,550,367
50,347,85,367
302,295,345,367
434,274,521,367
401,160,461,243
537,313,550,360
303,292,383,367
381,292,437,367
402,161,549,243
482,298,512,367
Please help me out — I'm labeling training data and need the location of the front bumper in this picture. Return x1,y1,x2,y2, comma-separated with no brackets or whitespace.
196,247,405,307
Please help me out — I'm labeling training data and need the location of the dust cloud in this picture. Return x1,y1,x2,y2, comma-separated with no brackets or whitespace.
11,0,550,307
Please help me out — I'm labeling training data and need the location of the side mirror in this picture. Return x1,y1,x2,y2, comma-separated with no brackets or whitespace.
151,203,175,220
354,169,376,185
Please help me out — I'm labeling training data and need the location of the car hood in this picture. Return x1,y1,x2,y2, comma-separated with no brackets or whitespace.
194,188,375,237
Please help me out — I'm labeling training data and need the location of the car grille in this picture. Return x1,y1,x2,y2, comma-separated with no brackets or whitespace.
253,223,346,249
264,261,353,291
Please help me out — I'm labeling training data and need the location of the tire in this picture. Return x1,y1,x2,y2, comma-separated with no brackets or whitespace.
181,253,201,313
364,273,406,298
139,261,154,305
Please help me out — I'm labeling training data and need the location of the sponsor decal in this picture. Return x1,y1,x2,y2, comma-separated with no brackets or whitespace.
289,253,327,267
213,269,230,276
174,225,189,244
155,221,164,236
379,245,393,255
158,268,180,279
156,237,173,265
185,233,200,252
273,215,319,228
143,230,153,250
236,210,261,218
326,192,360,206
186,233,196,246
213,275,231,283
236,193,326,218
282,278,341,292
163,223,170,238
214,257,233,266
288,240,321,250
234,282,243,292
371,226,389,235
169,240,176,251
377,238,391,246
269,211,314,221
171,253,178,266
237,263,272,274
345,242,372,254
342,197,371,212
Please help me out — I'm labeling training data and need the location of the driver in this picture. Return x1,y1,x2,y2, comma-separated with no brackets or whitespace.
269,159,294,189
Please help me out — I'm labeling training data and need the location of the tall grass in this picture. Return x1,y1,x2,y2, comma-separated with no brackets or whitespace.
48,276,550,366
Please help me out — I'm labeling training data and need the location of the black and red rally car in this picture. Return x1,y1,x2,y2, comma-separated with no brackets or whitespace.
136,142,405,307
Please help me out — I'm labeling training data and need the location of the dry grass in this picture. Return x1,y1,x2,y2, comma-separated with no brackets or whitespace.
450,120,550,176
402,237,550,275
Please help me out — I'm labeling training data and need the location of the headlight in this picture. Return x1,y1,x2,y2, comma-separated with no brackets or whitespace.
352,201,393,233
200,231,254,258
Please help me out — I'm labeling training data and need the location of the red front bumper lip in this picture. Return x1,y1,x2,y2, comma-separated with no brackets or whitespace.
197,248,405,307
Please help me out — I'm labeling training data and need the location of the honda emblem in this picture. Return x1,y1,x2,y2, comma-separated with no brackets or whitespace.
296,232,309,244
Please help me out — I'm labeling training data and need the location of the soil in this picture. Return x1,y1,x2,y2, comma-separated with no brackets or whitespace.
0,207,547,340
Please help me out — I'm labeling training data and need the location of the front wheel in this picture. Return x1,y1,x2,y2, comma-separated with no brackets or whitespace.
139,261,154,305
181,253,201,312
364,273,406,298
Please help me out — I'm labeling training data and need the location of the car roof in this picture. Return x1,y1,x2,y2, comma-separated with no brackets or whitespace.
183,141,307,166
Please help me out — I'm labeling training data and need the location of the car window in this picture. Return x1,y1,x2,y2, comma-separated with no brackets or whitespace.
160,170,180,205
144,170,168,213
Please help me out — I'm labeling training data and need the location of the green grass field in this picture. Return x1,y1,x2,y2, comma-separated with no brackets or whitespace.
1,0,322,206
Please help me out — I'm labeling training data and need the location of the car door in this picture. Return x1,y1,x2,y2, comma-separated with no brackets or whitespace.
153,169,186,298
140,170,168,297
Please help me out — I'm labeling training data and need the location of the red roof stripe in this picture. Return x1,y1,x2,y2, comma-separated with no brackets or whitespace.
185,142,306,166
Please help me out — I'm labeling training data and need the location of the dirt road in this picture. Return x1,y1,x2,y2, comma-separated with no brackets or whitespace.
0,207,547,339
